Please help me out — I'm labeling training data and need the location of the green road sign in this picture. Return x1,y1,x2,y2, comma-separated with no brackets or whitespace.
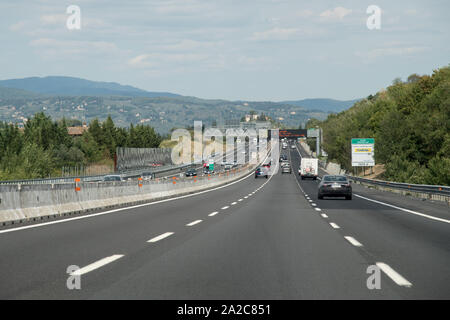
352,138,374,144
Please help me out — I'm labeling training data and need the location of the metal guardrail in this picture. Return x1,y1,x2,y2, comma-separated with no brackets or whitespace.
348,176,450,196
0,161,202,185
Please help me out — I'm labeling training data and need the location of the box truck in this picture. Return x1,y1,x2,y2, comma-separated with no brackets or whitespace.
299,158,318,180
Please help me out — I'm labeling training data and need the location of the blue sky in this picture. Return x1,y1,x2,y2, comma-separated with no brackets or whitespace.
1,0,449,101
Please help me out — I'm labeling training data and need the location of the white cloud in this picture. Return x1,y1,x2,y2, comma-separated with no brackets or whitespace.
29,38,119,58
296,10,314,18
158,39,224,52
40,14,67,26
319,7,352,21
9,21,27,32
356,46,429,61
127,52,210,68
251,27,300,41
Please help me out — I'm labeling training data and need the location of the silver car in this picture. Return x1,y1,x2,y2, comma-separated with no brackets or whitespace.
281,162,292,174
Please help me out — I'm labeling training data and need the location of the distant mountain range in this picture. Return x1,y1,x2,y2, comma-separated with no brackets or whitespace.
0,76,361,133
280,98,361,113
0,76,360,113
0,76,180,98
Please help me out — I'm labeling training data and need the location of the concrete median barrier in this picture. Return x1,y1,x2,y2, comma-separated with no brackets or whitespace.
0,162,259,226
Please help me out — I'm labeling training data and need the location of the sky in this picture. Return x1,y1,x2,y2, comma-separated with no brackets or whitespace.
0,0,449,101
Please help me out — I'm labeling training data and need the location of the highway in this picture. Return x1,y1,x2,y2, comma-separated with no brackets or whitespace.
0,143,448,299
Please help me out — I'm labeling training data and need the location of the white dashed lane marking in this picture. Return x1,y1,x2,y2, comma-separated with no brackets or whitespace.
344,236,363,247
70,255,124,276
186,220,202,227
148,232,174,243
330,222,340,229
208,211,219,217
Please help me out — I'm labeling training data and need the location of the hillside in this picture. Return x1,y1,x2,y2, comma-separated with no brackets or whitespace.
280,98,360,112
0,76,364,134
0,94,329,134
0,76,180,98
0,86,42,99
314,66,450,186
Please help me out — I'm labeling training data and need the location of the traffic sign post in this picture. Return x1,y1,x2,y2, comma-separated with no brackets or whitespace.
351,138,375,172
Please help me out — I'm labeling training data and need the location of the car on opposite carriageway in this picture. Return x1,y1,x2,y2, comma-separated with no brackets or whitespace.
185,168,198,177
255,166,269,179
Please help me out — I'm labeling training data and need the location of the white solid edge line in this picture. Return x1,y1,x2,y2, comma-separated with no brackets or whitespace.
376,262,413,287
330,222,340,229
70,254,124,276
0,156,273,235
354,194,450,224
344,236,363,247
321,214,328,218
186,220,202,226
208,211,219,217
147,232,174,243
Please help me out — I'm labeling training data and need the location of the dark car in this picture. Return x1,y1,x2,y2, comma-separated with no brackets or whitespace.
203,167,214,174
255,166,268,179
141,171,155,180
318,175,352,200
102,175,122,182
185,168,197,177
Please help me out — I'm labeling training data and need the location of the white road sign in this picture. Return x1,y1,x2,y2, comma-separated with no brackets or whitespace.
352,138,375,167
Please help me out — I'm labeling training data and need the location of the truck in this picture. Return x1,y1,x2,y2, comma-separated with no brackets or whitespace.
299,158,318,180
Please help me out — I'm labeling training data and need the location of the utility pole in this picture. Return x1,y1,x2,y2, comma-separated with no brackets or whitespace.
316,126,321,157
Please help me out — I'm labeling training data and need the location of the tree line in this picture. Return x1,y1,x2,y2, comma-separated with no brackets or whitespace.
0,113,162,180
306,66,449,185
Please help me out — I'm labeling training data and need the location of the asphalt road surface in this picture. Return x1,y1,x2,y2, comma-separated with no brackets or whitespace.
0,142,448,299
